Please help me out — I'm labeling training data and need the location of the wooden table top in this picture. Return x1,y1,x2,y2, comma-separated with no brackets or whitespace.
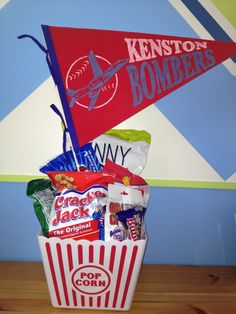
1,262,236,313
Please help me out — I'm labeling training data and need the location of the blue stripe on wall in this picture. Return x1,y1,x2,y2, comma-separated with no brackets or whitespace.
181,0,236,62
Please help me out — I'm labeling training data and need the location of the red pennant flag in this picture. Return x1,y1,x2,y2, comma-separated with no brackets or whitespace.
42,26,236,149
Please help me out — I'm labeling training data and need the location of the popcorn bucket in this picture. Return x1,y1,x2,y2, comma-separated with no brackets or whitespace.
38,234,147,310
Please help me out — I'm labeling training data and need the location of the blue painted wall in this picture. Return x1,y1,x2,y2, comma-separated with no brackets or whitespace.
1,0,236,265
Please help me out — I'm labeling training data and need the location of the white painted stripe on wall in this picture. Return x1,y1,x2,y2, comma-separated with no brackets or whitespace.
117,105,224,182
0,0,10,10
0,75,226,182
0,77,63,176
198,0,236,40
227,172,236,182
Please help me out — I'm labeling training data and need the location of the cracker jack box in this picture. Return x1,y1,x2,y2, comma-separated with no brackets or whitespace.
38,235,147,310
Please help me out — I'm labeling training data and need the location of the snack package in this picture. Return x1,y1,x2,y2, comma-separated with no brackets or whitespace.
105,183,145,242
27,179,55,237
116,207,147,241
40,143,101,173
103,159,150,207
47,171,115,241
92,129,151,175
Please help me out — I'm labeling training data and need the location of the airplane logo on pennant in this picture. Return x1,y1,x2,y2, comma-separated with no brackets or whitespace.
66,51,128,110
42,26,236,149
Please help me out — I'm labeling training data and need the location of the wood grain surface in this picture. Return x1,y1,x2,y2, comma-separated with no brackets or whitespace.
1,262,236,313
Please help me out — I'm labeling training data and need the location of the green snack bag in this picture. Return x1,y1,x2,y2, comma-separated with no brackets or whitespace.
27,179,55,237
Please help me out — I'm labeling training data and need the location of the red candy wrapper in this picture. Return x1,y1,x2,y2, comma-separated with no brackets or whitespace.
103,159,150,207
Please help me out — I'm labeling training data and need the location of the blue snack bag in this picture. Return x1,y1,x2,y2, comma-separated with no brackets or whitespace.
75,143,102,172
40,143,101,173
40,150,77,173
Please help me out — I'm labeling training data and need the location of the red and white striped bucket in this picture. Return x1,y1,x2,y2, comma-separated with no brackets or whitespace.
38,234,147,310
